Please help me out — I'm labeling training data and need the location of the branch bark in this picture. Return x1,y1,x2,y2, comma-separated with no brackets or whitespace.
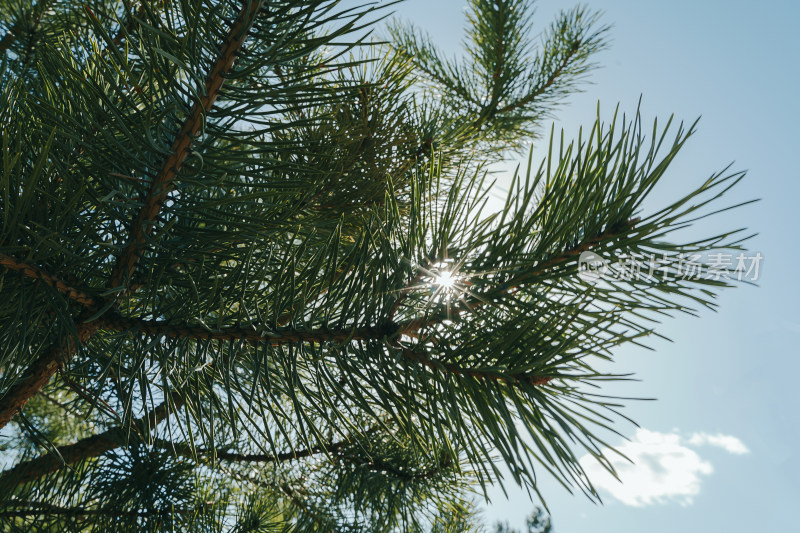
0,393,183,488
0,253,101,307
109,0,265,289
156,438,348,464
0,322,100,429
0,500,214,518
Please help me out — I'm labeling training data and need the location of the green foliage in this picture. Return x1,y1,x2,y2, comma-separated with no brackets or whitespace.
390,0,608,152
495,507,552,533
0,0,750,531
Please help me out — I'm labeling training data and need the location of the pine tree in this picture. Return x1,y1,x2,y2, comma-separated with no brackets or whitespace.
495,507,552,533
0,0,750,531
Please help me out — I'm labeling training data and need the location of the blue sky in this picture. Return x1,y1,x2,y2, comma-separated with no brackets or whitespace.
381,1,800,530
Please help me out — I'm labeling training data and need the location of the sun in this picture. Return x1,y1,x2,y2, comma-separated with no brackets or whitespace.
435,270,456,289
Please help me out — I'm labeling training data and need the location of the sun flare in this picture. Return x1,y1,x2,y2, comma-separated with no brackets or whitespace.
435,270,456,289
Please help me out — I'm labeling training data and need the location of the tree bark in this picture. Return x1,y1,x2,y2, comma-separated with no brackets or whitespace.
0,323,100,429
0,394,183,488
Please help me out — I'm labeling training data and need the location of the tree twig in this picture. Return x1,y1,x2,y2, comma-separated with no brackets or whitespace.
0,499,215,518
0,393,183,488
156,438,349,465
0,321,100,430
0,253,101,308
109,0,265,290
495,41,581,116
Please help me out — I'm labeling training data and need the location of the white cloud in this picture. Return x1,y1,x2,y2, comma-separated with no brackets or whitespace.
578,428,748,507
688,433,750,455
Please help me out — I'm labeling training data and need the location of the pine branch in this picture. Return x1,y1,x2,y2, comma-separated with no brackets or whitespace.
42,2,156,216
0,393,183,488
0,0,751,519
273,63,311,125
18,0,54,69
105,0,147,50
0,0,263,431
398,218,639,333
38,391,73,414
101,313,553,409
0,253,101,308
0,321,100,430
388,262,430,320
57,369,120,423
388,23,482,109
0,0,56,63
156,438,349,464
472,217,641,302
0,500,215,518
109,0,265,290
495,41,580,116
0,0,147,58
483,2,510,119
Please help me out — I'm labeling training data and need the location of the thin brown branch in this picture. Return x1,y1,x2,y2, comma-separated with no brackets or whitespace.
110,0,264,289
0,321,100,430
0,253,101,307
212,442,345,463
338,448,456,482
156,438,348,464
0,393,183,488
0,500,215,518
